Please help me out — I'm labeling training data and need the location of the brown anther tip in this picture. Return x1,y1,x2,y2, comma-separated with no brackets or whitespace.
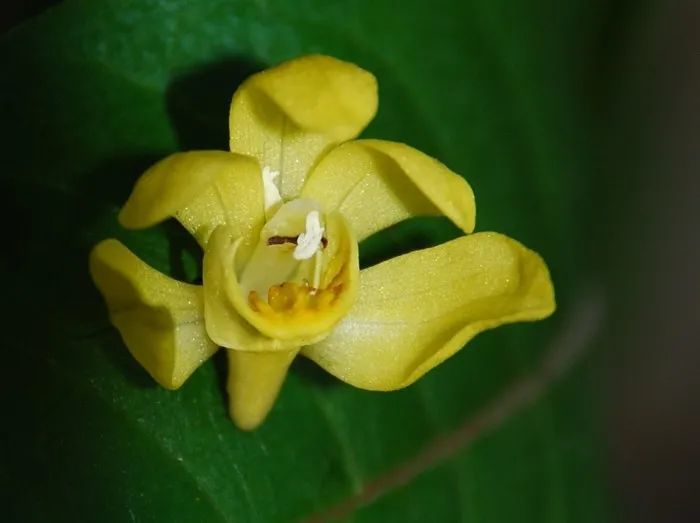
267,235,328,248
267,235,298,246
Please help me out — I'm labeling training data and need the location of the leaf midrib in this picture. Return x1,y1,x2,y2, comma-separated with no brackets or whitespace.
302,290,603,521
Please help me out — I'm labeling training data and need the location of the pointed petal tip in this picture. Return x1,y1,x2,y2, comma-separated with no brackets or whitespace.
229,407,266,432
303,139,476,240
303,232,556,391
226,349,297,430
89,238,218,391
229,54,378,198
256,54,378,135
118,151,259,232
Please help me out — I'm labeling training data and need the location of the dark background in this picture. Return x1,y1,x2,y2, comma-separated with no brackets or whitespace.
595,2,700,521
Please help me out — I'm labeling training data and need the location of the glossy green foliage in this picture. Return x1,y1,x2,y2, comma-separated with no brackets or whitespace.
1,0,610,521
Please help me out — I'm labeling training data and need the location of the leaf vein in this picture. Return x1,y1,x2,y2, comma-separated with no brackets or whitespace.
302,288,605,522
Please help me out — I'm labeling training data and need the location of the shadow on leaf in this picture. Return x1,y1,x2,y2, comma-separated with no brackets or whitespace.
166,57,265,151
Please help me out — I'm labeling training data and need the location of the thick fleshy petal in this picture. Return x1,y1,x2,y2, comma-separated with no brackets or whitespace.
203,216,358,345
119,151,265,257
202,227,300,352
302,233,555,390
226,349,297,430
229,55,378,199
301,139,476,241
89,239,218,389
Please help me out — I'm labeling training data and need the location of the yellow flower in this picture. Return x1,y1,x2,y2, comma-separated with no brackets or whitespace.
90,55,555,430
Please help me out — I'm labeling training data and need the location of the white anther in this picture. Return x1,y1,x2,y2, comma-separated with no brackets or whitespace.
262,166,282,212
294,211,324,260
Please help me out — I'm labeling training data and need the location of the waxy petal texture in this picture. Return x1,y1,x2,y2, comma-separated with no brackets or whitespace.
90,240,218,389
303,233,555,390
302,139,475,241
229,55,378,199
119,152,264,257
202,226,300,352
226,349,298,431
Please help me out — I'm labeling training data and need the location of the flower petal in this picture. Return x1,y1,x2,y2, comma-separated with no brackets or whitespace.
229,55,378,199
301,139,476,241
226,349,297,430
203,216,359,346
89,239,218,389
302,233,555,390
119,151,264,254
201,226,301,352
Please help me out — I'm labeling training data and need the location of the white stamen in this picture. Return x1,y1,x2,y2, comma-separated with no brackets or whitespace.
262,166,282,212
294,211,324,260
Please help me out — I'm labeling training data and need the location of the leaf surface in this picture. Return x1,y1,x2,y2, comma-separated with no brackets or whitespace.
1,1,610,521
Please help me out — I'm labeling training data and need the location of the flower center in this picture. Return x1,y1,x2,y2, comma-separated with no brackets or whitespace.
239,198,340,319
217,167,358,343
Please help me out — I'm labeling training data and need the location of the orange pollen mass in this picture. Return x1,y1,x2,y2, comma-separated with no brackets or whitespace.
248,281,344,316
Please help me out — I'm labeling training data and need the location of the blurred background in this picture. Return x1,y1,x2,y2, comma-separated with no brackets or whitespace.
1,1,698,522
595,2,699,521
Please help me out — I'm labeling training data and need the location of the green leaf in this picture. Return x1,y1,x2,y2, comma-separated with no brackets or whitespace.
2,0,611,521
